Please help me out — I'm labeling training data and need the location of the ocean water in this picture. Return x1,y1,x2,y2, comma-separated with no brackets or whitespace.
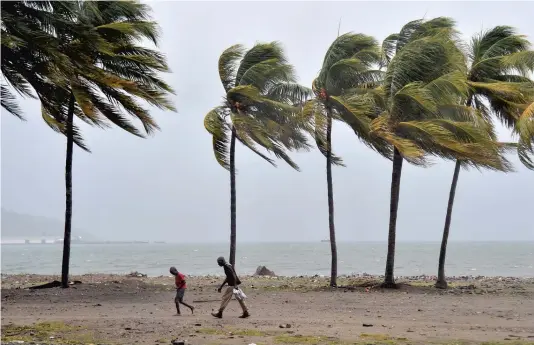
1,242,533,278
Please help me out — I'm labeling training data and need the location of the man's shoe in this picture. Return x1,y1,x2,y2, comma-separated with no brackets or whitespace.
239,311,250,319
211,311,223,318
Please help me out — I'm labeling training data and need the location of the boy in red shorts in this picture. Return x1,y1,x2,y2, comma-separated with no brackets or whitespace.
170,266,194,315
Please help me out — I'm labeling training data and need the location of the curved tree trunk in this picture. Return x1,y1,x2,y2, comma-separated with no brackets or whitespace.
383,147,403,288
61,92,75,288
326,107,337,287
229,127,237,266
436,159,461,289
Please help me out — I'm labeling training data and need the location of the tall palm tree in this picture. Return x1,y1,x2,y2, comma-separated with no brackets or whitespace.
302,33,392,286
204,42,310,266
362,18,512,288
3,1,175,287
435,26,534,289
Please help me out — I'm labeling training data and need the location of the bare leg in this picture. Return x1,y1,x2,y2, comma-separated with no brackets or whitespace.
175,301,181,315
179,300,194,314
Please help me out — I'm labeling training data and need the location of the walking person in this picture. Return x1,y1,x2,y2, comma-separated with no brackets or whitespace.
170,266,194,315
211,256,250,319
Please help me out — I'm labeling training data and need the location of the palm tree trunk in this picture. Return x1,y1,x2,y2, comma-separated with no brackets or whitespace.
61,92,75,289
436,159,461,289
326,107,337,287
229,127,237,266
383,147,403,288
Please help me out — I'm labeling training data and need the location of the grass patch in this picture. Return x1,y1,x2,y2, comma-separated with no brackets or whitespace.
359,333,410,343
481,342,534,345
1,321,72,340
274,334,342,345
230,328,269,337
0,321,101,345
360,333,394,340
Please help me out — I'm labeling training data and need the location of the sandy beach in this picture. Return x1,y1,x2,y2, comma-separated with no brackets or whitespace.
1,274,534,345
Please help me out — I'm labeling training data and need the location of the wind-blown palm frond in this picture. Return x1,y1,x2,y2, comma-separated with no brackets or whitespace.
379,17,457,69
517,102,534,169
218,45,245,92
467,26,534,129
204,107,231,169
317,33,380,91
1,85,24,119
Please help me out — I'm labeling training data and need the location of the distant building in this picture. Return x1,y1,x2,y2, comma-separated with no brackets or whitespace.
1,236,62,244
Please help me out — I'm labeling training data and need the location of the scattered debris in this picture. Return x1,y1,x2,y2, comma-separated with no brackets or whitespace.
362,323,373,327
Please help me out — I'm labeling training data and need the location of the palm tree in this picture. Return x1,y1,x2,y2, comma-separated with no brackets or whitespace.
204,42,310,266
435,27,534,289
3,1,175,287
363,18,512,288
302,33,392,286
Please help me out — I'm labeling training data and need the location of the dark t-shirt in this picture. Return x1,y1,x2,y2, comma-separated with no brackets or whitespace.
223,263,241,286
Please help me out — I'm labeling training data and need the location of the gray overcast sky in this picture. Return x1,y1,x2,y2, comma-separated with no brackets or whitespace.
1,1,533,243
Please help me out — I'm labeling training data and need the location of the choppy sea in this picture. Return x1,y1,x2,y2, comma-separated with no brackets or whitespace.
1,242,533,277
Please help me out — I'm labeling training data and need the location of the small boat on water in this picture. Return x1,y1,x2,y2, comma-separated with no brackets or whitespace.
321,239,330,243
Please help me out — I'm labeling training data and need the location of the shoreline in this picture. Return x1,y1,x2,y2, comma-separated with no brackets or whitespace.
2,272,533,280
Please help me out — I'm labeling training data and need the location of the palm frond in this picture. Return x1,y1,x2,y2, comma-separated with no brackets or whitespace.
204,107,230,169
398,119,512,171
330,95,393,159
517,103,534,167
239,58,296,91
317,33,379,89
326,58,385,94
218,44,244,92
380,33,399,67
369,115,426,164
1,85,24,119
235,42,290,85
385,34,466,98
41,104,90,152
265,82,312,105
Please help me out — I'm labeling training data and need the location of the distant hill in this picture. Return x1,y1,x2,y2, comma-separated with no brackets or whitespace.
1,208,97,240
